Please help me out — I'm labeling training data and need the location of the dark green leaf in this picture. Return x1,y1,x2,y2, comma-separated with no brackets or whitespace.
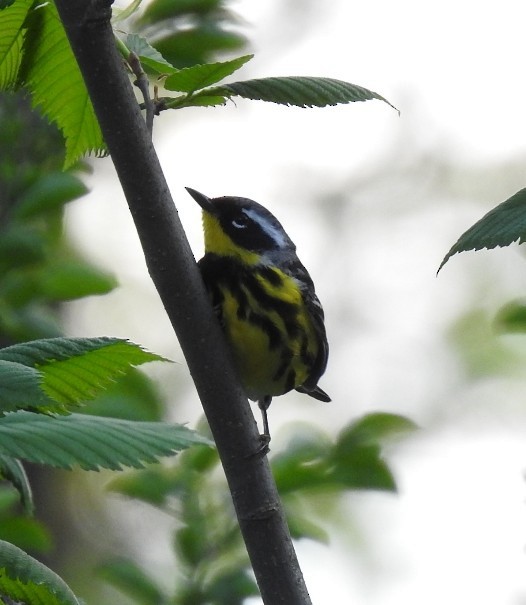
0,337,138,365
0,304,63,341
14,172,88,218
438,188,526,271
98,558,166,605
153,28,246,69
0,227,45,268
36,261,117,300
0,455,33,515
207,569,259,604
163,92,227,109
176,525,209,566
331,445,397,491
0,360,51,414
164,54,253,92
329,414,416,492
0,539,81,604
212,76,398,110
125,33,177,74
0,412,212,470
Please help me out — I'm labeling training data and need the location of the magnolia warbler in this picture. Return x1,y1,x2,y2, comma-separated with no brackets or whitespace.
187,187,330,442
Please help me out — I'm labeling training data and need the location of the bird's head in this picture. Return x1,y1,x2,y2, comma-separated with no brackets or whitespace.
186,187,296,264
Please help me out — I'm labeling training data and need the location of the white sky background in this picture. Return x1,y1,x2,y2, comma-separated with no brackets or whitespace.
66,1,526,603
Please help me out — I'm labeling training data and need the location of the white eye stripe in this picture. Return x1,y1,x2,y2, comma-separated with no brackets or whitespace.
243,208,288,249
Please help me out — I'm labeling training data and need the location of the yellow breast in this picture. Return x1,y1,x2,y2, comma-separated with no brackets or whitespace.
217,268,318,401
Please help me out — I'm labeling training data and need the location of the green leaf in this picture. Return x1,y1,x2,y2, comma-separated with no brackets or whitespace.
330,413,417,492
108,445,218,505
0,412,212,470
439,188,526,271
0,227,45,269
275,415,415,494
0,455,33,515
0,486,20,513
125,33,177,74
0,360,52,414
98,558,166,605
207,569,259,603
14,172,88,219
331,445,397,491
176,524,209,566
153,28,247,69
336,413,418,449
272,429,333,494
0,539,81,605
0,0,32,90
107,465,178,506
22,2,105,167
37,261,117,300
0,337,166,406
494,300,526,333
0,516,52,553
81,367,164,422
164,54,253,93
211,76,398,110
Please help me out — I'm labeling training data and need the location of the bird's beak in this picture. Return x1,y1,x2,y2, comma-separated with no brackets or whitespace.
185,187,217,215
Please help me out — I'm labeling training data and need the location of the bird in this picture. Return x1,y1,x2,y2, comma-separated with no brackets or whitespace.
187,187,330,445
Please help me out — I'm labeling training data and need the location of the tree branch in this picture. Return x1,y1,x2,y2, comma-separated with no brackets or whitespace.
53,2,313,604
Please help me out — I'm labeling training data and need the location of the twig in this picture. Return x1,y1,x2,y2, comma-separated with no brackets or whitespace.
127,51,154,136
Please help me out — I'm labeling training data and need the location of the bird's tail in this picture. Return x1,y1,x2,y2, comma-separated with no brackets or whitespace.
295,385,331,402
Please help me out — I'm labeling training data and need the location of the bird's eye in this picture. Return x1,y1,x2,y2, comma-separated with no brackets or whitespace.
232,215,249,229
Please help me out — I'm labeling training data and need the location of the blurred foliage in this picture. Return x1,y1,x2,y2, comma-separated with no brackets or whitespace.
136,0,247,68
0,3,417,605
448,309,521,379
104,413,415,605
0,92,113,344
0,91,165,422
0,90,168,602
0,486,51,553
494,299,526,334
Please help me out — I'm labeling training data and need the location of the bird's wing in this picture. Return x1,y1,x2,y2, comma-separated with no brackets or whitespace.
281,257,329,392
